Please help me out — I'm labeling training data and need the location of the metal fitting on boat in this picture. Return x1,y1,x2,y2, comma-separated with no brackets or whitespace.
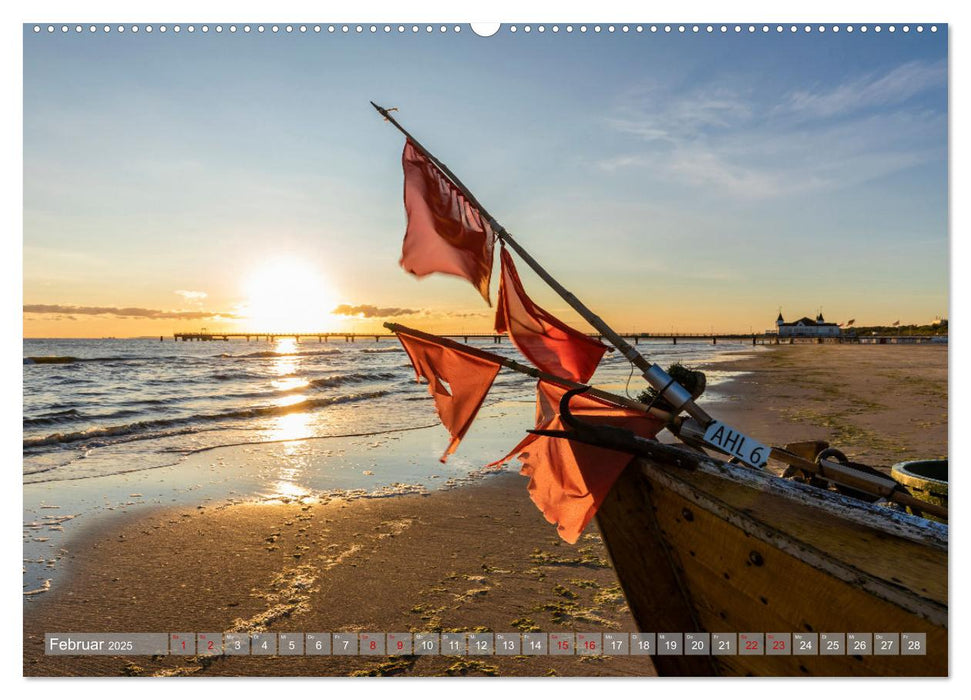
643,364,694,412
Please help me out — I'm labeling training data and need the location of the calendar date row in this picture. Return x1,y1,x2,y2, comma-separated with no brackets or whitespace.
45,632,927,656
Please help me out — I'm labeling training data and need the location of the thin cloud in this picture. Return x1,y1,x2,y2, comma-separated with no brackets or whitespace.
600,62,945,200
175,290,208,301
23,304,240,320
331,304,421,318
779,60,946,119
666,148,791,199
598,154,651,172
608,84,754,143
444,310,491,319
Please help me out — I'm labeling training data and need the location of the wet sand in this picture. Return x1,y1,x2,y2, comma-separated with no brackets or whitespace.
24,473,651,677
23,343,948,677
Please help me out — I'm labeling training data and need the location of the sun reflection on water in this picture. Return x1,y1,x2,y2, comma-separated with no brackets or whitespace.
271,410,313,441
262,337,315,502
269,474,312,502
274,394,309,410
272,337,299,374
271,376,309,392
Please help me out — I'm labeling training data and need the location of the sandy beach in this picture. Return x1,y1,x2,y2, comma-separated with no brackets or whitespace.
23,343,948,677
705,343,947,470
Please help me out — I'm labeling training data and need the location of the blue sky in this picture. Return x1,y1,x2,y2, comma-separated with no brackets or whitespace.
23,24,948,335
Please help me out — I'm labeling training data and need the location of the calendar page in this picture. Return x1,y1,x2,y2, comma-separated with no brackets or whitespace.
20,6,951,685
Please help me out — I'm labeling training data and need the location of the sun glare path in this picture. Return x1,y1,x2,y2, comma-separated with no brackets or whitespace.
269,337,313,439
262,336,315,500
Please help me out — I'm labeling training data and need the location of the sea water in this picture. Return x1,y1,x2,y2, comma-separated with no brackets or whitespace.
23,335,761,593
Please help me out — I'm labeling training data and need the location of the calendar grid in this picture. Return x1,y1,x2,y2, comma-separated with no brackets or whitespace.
44,632,927,657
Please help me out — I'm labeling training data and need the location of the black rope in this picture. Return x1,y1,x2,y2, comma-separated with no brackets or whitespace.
644,378,676,412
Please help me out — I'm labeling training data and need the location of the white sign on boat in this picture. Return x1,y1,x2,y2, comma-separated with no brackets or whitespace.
702,421,770,468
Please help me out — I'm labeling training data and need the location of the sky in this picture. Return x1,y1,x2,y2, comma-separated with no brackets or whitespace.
23,23,948,337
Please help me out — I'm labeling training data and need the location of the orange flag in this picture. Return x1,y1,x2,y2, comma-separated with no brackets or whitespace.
495,381,665,543
401,139,495,304
397,331,501,462
495,247,607,383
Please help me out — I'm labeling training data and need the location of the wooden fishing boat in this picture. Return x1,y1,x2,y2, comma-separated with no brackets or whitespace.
595,445,948,677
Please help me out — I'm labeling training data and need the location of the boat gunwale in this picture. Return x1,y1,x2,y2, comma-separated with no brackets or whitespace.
647,445,948,549
636,457,948,628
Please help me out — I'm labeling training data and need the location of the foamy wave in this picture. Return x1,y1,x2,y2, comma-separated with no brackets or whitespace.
24,354,198,365
23,409,83,427
24,356,78,365
23,391,389,449
308,372,398,389
218,348,342,359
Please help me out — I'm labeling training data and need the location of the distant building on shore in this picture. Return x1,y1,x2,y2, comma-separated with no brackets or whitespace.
775,311,841,338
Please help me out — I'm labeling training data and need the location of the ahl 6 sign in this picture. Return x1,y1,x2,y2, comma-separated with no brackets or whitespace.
702,421,770,468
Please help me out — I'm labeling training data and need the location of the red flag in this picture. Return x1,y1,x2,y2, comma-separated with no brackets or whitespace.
494,381,665,543
397,331,501,462
400,139,495,304
495,247,607,383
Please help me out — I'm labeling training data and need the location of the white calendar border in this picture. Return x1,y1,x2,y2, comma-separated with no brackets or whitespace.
4,0,964,697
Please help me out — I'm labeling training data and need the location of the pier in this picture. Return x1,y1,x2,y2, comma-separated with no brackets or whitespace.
172,331,775,345
171,331,947,345
174,331,512,343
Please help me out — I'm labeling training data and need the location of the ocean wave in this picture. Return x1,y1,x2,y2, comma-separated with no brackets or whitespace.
213,371,402,400
23,421,442,485
24,356,79,365
212,372,258,381
360,347,404,354
202,392,390,421
308,371,398,389
23,408,83,426
23,391,390,449
218,348,342,359
107,397,177,411
296,348,343,356
24,354,203,366
24,348,343,365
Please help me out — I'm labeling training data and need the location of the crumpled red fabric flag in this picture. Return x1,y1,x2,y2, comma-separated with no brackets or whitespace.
495,247,607,383
400,139,495,304
397,330,501,462
494,381,665,543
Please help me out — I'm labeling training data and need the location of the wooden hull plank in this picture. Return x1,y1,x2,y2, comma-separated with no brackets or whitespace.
596,460,717,676
668,463,947,607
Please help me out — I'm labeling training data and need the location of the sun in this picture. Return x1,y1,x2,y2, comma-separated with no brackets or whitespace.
240,258,336,333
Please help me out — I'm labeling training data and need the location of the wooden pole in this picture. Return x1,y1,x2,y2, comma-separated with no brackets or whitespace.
371,102,710,426
385,322,679,427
